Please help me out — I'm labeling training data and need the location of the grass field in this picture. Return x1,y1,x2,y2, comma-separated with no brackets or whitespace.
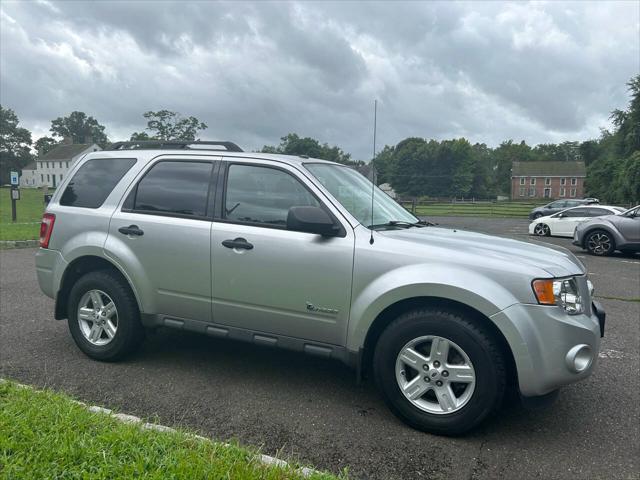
0,380,343,479
404,201,545,218
0,187,48,241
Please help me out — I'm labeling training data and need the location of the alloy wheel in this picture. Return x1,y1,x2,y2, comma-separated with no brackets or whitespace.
534,223,550,236
395,335,476,414
587,232,612,255
77,289,118,346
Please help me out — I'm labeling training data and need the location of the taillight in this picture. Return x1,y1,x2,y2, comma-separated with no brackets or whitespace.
39,213,56,248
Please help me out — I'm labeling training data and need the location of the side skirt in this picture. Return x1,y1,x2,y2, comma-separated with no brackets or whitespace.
141,313,359,369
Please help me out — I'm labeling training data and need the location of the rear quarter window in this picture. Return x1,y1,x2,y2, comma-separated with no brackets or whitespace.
60,158,136,208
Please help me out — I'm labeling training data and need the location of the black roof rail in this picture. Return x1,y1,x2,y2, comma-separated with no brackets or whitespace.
107,140,243,152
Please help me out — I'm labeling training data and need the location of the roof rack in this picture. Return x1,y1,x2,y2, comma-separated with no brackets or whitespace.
107,140,243,152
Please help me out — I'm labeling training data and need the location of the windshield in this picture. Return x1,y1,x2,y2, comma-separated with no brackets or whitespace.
305,163,418,228
621,205,640,217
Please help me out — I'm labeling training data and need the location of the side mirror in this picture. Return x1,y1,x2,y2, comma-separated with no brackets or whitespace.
558,213,564,218
287,206,340,236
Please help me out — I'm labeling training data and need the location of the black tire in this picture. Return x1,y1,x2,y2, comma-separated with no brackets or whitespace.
373,308,506,436
585,229,615,256
67,270,144,361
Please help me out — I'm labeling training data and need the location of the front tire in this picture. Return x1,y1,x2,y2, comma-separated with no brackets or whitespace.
67,270,144,361
585,230,615,256
533,223,550,236
373,308,506,436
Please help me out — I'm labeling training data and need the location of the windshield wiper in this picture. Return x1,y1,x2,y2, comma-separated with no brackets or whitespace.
368,220,434,230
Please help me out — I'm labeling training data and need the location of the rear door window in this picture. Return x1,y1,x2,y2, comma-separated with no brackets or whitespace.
563,208,589,217
588,208,612,216
60,158,136,208
132,161,213,218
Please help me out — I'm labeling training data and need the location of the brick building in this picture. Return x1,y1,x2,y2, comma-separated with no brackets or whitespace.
511,161,586,200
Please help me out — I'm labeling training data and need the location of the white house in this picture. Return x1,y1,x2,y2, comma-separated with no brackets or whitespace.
20,142,102,188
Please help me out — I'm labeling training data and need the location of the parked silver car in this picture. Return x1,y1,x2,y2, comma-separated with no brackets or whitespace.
573,205,640,256
35,141,605,435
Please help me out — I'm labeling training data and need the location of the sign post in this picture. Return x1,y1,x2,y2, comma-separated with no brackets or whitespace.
10,170,19,222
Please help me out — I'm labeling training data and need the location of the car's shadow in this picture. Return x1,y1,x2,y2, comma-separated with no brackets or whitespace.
129,327,594,442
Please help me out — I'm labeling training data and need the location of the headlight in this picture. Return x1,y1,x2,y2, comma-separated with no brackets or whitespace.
532,277,584,314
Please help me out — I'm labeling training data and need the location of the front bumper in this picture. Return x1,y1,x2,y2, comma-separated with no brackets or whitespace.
572,229,582,247
491,301,604,397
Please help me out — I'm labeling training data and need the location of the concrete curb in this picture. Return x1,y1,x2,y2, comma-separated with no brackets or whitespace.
1,379,319,478
0,240,39,249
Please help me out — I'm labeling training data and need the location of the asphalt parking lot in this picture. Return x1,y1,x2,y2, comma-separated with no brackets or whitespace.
1,217,638,480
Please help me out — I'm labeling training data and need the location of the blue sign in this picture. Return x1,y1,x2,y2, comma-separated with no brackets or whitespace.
10,171,19,186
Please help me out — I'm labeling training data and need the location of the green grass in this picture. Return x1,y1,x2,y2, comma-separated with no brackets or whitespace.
0,187,48,241
0,380,344,480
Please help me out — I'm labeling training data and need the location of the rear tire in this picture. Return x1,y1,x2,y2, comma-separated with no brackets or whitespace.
67,270,144,361
585,230,615,256
373,308,506,436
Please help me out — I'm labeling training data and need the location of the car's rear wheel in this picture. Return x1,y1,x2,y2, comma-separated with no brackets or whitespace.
585,230,615,256
533,223,550,236
373,308,506,436
67,270,144,361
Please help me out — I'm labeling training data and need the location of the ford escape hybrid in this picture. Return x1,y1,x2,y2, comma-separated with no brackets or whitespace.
36,140,606,435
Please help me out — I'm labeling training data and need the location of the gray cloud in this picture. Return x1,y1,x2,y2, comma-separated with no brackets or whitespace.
1,0,638,159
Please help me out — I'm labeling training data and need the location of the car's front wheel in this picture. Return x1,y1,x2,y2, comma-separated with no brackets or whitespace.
533,223,550,236
585,230,615,256
373,308,506,435
67,270,144,361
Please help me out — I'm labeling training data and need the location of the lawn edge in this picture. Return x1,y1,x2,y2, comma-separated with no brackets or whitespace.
0,378,322,478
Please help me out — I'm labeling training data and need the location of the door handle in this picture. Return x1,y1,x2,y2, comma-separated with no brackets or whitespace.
118,225,144,236
222,237,253,250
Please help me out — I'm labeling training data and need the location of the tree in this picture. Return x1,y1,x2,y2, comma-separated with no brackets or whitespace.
586,75,640,203
261,133,358,165
372,145,395,184
133,110,208,141
470,143,495,198
50,111,108,145
129,131,153,141
34,136,58,155
0,105,33,184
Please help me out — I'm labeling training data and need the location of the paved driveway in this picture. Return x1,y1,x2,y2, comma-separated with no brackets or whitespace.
1,218,638,480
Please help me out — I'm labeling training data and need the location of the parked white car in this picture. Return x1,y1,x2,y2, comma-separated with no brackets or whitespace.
529,205,625,237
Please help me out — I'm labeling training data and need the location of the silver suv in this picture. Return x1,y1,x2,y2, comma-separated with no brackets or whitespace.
36,141,605,435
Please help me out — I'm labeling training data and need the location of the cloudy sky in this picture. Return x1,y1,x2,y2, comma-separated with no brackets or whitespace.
1,0,638,160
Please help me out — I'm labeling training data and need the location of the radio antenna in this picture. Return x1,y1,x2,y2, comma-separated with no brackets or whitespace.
369,99,377,245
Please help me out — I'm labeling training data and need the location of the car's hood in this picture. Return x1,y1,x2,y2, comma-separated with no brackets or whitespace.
379,226,585,278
